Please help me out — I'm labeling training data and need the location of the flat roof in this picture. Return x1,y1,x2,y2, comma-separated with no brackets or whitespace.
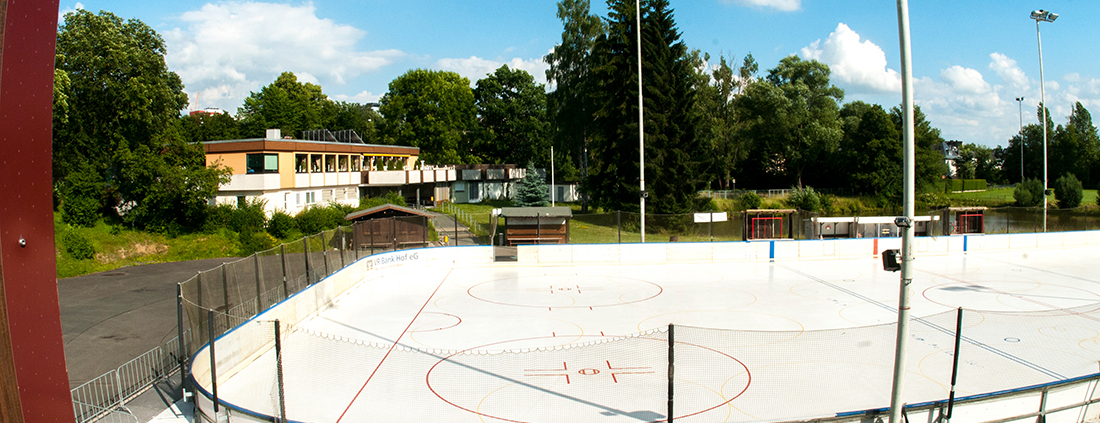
203,138,419,155
500,206,573,218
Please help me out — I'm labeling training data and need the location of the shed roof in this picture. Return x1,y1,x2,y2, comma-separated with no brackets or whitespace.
500,207,573,218
344,204,433,221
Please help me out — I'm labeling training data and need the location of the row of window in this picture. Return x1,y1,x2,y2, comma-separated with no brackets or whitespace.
245,153,410,174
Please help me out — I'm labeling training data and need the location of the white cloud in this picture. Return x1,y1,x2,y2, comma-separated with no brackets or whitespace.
436,56,550,87
333,91,382,104
988,53,1029,91
799,23,900,94
720,0,800,12
58,2,84,23
165,2,404,112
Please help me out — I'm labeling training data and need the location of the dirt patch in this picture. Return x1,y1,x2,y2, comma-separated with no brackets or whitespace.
95,241,170,263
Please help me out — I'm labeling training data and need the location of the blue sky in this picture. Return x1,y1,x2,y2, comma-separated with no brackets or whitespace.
59,1,1100,148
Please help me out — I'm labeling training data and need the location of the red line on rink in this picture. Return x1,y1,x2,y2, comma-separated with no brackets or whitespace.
336,268,452,422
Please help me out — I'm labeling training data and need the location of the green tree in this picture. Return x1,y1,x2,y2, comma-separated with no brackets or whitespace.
176,112,240,142
587,0,711,214
837,101,901,197
55,10,188,196
736,56,844,188
702,53,755,190
889,105,950,193
1054,173,1083,208
380,69,476,164
1051,102,1100,187
60,162,106,227
238,72,336,138
1014,178,1044,207
332,102,383,144
514,163,550,207
545,0,605,210
474,65,550,167
113,128,231,233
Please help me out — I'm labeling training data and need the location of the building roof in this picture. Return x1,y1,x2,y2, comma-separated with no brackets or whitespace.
203,138,419,156
500,207,573,218
344,204,433,221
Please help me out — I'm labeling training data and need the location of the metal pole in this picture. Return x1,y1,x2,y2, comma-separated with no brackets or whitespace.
208,310,219,414
280,244,288,299
393,216,398,251
1036,18,1049,232
176,283,188,399
667,323,674,423
275,320,287,422
253,253,264,312
636,0,646,243
889,2,916,422
321,232,329,277
617,210,622,243
946,307,963,421
454,212,459,246
1016,96,1024,183
303,237,311,285
551,146,555,207
221,263,230,331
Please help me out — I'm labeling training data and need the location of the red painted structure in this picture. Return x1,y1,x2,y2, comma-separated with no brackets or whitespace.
0,0,75,422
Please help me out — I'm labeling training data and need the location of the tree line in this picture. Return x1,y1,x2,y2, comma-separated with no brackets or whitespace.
52,3,1100,235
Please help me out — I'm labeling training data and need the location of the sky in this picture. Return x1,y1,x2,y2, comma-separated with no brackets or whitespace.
59,0,1100,149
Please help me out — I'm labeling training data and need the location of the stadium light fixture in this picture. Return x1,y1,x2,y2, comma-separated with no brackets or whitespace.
1031,9,1056,232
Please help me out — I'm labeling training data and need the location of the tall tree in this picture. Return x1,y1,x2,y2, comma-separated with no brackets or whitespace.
54,10,188,184
889,105,950,192
237,72,337,138
1052,102,1100,187
736,56,844,188
380,69,476,164
701,53,756,190
176,112,240,142
474,65,550,167
837,102,901,197
332,102,383,144
545,0,605,210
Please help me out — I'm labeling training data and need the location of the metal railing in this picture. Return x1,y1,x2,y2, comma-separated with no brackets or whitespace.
438,201,485,236
71,332,186,423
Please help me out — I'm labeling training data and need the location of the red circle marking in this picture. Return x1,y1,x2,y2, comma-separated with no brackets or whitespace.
425,335,750,423
410,312,462,332
467,276,663,308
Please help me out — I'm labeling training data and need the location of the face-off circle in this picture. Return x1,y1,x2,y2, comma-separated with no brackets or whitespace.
468,275,663,308
425,335,750,423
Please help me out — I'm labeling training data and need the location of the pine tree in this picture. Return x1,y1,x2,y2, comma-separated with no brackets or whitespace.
587,0,712,214
514,163,550,207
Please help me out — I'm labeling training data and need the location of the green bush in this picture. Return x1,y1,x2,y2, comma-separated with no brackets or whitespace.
238,229,277,256
228,198,267,233
1013,178,1044,207
266,211,299,239
787,186,821,212
62,228,96,260
60,164,105,227
294,203,352,235
1054,173,1083,208
740,191,762,209
360,191,407,209
962,179,987,191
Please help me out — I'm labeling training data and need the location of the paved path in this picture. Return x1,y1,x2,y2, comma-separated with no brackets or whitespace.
428,211,482,246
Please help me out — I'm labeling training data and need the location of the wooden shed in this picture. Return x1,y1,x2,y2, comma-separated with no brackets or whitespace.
500,207,572,245
345,204,433,250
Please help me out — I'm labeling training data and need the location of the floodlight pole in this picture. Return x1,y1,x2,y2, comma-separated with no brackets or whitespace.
551,146,555,207
636,0,646,243
888,1,916,422
1016,96,1024,183
1031,10,1057,232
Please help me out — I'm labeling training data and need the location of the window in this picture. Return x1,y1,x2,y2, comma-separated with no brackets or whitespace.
311,155,322,173
455,181,466,192
338,155,348,172
246,153,278,173
350,156,360,171
305,191,315,204
325,154,336,172
295,154,308,173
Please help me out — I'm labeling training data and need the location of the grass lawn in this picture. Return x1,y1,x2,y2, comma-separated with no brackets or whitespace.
55,214,239,278
947,187,1099,207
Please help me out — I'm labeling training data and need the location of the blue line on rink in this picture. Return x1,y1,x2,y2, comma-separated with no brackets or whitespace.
770,240,775,259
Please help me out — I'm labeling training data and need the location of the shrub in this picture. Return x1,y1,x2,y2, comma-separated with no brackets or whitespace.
60,164,105,227
740,191,762,209
238,229,277,256
1013,178,1044,207
228,198,267,233
266,211,299,239
787,186,821,212
62,228,96,260
1054,173,1083,208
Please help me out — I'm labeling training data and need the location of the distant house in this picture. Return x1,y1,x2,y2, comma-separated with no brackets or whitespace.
451,165,580,204
934,140,963,177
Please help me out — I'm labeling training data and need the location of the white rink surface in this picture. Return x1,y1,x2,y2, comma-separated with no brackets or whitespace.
215,244,1100,423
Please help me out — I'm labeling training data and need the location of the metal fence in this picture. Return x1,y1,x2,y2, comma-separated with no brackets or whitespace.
71,333,185,423
72,216,429,423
